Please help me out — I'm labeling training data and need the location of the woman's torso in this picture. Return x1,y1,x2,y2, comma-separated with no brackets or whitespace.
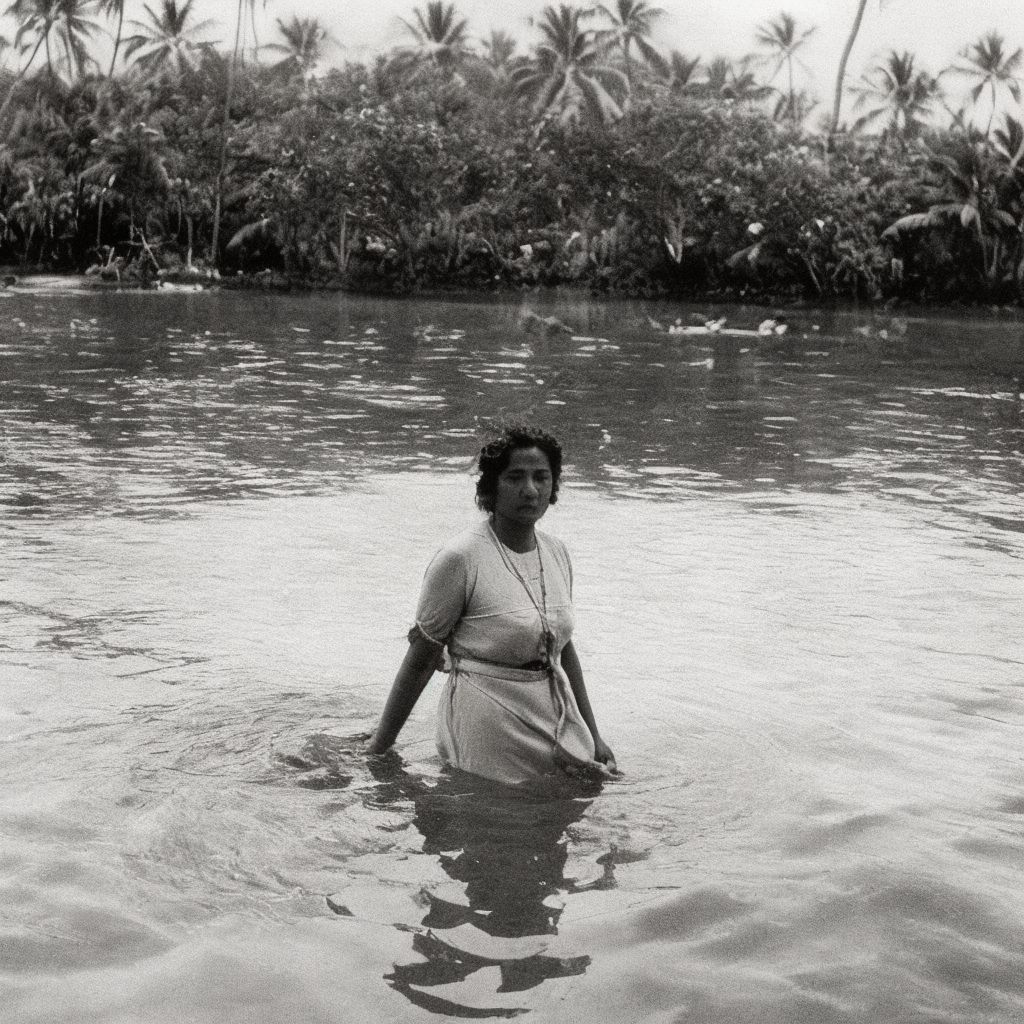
417,520,574,669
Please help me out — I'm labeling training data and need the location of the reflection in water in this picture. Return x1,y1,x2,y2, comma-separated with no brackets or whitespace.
309,738,612,1018
390,779,594,1016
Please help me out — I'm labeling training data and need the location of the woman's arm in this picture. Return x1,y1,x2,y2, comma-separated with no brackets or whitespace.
560,640,617,771
366,633,443,754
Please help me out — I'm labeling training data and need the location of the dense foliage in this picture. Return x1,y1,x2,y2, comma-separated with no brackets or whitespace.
2,1,1024,305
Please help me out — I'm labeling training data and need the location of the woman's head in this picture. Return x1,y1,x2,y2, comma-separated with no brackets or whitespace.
475,426,563,514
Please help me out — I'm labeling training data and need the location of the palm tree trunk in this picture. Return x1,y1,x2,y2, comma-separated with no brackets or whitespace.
212,0,246,266
787,58,795,123
60,10,84,82
108,4,125,77
249,0,259,63
828,0,868,151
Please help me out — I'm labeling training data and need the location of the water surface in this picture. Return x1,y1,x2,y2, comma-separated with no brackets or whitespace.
1,290,1023,1022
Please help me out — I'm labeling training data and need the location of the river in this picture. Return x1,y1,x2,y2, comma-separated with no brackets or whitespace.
1,287,1023,1022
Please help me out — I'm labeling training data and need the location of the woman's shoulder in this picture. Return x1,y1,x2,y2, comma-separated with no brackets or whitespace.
537,527,572,566
429,519,491,564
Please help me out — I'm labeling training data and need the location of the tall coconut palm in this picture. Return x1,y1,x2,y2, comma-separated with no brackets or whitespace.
755,12,815,125
594,0,667,89
211,0,245,265
246,0,267,64
511,4,627,127
59,0,101,78
397,1,472,77
6,0,101,82
851,50,940,145
828,0,895,149
950,31,1023,138
264,15,328,80
122,0,216,78
0,1,57,118
97,0,125,75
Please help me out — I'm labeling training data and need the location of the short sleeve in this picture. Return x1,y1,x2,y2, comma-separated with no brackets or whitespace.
547,534,573,599
414,547,467,645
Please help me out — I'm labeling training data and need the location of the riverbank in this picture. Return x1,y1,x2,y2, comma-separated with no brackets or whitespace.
7,268,1024,321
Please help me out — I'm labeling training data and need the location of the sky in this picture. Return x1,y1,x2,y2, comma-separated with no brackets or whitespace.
183,0,1024,117
5,1,1024,118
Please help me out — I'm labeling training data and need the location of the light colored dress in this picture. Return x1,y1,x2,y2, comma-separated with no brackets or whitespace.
414,519,602,784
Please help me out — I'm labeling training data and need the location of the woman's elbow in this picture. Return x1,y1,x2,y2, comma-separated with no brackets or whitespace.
405,633,445,675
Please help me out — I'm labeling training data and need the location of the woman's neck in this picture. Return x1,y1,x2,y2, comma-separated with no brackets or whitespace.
489,514,536,553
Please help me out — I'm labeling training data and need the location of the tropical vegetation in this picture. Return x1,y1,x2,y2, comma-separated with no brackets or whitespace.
0,2,1022,304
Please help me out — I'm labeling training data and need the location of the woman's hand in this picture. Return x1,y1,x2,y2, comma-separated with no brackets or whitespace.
364,735,390,756
593,736,619,774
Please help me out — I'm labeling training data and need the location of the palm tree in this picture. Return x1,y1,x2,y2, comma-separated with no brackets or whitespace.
264,15,328,80
771,88,816,125
0,2,53,119
397,1,471,77
828,0,894,149
698,55,770,107
722,57,772,106
511,4,627,127
472,28,517,97
662,49,700,95
851,50,940,146
245,0,267,64
703,55,731,99
593,0,667,90
480,28,516,75
83,117,172,239
6,0,101,81
755,12,815,125
883,133,1015,283
993,113,1024,174
950,31,1023,138
97,0,125,75
122,0,216,78
211,0,246,265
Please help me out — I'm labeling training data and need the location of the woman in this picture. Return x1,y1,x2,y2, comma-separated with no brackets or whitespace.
367,425,616,784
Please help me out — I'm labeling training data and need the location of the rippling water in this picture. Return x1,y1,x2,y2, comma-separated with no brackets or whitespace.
2,288,1023,1022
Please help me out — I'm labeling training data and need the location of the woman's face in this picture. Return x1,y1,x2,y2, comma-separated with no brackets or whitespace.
493,447,554,528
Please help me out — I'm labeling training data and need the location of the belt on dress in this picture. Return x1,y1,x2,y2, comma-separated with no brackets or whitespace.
449,654,550,682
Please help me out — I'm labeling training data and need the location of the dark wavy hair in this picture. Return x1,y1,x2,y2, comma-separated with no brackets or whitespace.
475,425,563,513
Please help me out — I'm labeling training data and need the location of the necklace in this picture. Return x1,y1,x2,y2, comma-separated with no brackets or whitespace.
487,520,555,664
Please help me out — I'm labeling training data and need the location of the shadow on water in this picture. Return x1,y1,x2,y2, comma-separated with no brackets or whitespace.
281,733,620,1019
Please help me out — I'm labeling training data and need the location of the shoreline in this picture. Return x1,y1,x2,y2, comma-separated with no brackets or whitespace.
3,270,1024,324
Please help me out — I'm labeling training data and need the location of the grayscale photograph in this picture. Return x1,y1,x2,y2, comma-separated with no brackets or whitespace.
2,1,1022,1021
